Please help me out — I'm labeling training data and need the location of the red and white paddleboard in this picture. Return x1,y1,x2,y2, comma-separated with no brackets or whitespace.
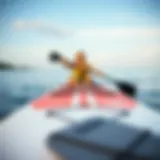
1,83,160,160
32,82,136,110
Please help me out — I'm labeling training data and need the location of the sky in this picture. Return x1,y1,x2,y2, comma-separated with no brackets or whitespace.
0,0,160,68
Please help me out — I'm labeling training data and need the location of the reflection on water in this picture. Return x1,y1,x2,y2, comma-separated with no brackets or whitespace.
0,69,160,119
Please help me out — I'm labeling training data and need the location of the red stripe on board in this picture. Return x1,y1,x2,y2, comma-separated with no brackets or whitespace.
90,83,136,109
32,85,75,110
79,87,88,108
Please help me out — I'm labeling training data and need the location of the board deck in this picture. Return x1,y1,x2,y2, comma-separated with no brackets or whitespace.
32,82,136,110
1,96,160,160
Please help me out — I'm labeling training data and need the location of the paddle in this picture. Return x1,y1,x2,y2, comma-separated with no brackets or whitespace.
106,76,136,97
49,51,136,97
49,51,62,62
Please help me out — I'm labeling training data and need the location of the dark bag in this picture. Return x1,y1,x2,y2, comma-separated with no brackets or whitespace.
46,118,160,160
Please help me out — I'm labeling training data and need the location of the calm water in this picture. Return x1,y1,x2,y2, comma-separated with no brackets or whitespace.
0,68,160,119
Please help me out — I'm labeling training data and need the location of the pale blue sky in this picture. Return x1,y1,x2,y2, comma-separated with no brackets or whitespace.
0,0,160,68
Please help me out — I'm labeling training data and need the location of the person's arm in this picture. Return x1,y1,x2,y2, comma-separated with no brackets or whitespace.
89,65,105,77
60,57,74,69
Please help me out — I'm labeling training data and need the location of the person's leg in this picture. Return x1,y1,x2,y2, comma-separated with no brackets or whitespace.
84,75,92,86
67,77,78,87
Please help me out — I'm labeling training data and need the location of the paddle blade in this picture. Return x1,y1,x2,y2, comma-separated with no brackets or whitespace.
49,51,61,62
117,82,136,97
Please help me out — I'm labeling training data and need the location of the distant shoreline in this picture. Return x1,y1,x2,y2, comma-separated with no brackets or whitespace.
0,68,32,70
0,61,31,70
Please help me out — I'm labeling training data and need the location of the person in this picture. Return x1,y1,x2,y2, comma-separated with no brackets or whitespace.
59,50,104,86
49,50,135,96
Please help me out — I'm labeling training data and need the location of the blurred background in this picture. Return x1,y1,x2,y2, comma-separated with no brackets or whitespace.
0,0,160,120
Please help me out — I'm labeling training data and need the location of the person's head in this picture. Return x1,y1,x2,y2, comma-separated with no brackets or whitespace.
74,50,87,64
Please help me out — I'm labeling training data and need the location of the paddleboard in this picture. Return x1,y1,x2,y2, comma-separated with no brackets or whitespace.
0,82,160,160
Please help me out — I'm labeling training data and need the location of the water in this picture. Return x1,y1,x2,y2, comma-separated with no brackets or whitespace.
0,69,160,120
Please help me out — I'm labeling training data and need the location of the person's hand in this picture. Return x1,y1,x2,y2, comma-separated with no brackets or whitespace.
49,51,61,62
